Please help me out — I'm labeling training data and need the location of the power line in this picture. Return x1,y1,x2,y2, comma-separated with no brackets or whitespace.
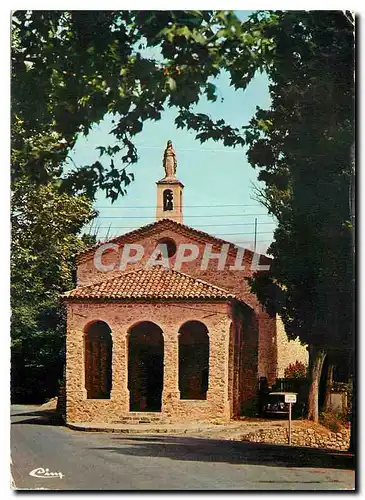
254,217,258,252
112,145,247,154
90,238,274,247
94,204,266,209
90,222,276,229
86,230,273,236
234,241,273,244
93,213,274,219
95,239,274,245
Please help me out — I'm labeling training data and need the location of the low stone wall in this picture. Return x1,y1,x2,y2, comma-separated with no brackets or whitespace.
241,425,350,451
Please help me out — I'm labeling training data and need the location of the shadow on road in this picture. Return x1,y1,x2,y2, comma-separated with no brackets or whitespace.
11,409,64,426
10,409,356,473
89,435,355,471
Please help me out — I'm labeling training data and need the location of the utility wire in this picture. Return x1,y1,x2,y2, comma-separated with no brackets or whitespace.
93,213,274,219
94,204,266,209
107,145,247,154
97,239,274,244
91,222,276,229
233,241,273,244
85,230,273,236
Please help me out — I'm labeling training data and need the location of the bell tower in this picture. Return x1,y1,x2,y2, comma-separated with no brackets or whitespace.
156,140,184,223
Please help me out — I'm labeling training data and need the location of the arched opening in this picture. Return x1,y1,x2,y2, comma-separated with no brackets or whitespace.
163,189,174,211
178,321,209,400
156,237,177,258
84,321,112,399
128,322,164,412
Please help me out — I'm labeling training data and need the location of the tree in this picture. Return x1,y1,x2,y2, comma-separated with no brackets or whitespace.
173,11,355,422
245,12,354,423
11,179,94,401
12,10,237,199
247,12,354,423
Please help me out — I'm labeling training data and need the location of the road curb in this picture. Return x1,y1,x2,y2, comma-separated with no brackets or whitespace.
65,422,209,434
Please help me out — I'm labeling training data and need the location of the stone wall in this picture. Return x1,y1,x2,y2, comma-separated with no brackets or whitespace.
231,302,259,416
276,315,309,378
65,300,239,424
241,425,350,451
258,312,277,385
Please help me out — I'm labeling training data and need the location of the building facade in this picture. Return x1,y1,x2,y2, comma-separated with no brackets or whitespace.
63,141,308,425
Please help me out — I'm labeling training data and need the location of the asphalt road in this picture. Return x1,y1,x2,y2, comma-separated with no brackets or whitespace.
10,405,355,491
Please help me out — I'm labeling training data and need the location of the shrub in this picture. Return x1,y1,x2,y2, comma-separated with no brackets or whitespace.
320,409,348,432
284,361,307,379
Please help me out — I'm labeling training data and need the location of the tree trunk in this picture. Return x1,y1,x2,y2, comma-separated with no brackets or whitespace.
307,345,327,422
322,362,334,412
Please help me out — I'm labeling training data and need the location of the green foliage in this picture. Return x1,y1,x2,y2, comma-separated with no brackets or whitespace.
11,180,94,402
245,12,354,356
243,11,354,421
284,361,308,379
11,10,241,201
172,10,355,359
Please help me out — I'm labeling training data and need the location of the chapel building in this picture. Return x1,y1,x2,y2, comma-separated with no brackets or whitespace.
63,141,307,424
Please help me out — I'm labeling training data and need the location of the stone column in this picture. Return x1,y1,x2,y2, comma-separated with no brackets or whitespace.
206,317,231,420
161,326,180,418
66,325,87,422
110,328,129,414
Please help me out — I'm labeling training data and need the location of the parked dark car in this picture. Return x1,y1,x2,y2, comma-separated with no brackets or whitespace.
263,392,297,417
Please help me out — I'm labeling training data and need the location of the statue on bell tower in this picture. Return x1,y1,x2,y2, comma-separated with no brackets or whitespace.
156,140,184,222
163,140,177,178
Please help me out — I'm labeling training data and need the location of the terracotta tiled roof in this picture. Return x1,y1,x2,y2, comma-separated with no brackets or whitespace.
77,218,272,264
63,266,236,301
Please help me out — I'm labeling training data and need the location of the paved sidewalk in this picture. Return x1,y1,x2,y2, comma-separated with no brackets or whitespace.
65,418,288,438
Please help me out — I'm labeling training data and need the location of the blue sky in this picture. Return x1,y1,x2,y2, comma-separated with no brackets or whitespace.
65,11,277,256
